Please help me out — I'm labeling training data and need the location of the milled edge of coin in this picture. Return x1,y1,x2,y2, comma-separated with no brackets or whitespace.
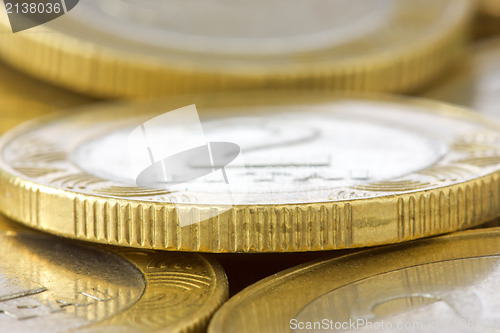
1,93,500,253
0,0,473,98
207,227,500,333
0,224,229,333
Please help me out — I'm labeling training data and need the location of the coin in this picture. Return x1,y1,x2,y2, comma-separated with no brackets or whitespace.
0,0,473,98
208,227,500,333
1,92,500,252
423,38,500,121
0,214,228,333
0,60,94,134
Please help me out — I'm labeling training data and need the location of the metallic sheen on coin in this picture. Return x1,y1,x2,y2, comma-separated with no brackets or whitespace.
0,0,473,98
0,214,228,333
1,93,500,252
208,227,500,333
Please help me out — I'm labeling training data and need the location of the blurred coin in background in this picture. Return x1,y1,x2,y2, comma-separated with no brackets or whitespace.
208,228,500,333
423,38,500,122
0,0,473,98
1,92,500,252
0,214,228,333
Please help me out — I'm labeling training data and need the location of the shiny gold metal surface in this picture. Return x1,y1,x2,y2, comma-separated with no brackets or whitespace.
1,92,500,252
0,61,94,134
0,0,473,98
0,215,228,332
208,228,500,333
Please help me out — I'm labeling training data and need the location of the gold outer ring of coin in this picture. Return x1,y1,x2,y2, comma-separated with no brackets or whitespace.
1,92,500,253
208,227,500,333
0,0,473,98
0,214,229,333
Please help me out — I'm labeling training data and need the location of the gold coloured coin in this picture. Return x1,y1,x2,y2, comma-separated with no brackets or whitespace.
0,214,228,333
474,14,500,40
0,0,473,98
1,92,500,252
208,227,500,333
423,38,500,121
0,60,94,134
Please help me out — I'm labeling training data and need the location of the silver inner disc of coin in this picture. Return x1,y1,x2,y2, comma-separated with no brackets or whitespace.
0,233,145,333
63,0,394,55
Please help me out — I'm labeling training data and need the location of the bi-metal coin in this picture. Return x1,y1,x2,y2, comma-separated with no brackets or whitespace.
424,37,500,122
0,0,473,98
1,93,500,252
0,214,228,333
208,227,500,333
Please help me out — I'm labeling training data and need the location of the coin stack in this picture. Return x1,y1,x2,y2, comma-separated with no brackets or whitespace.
0,1,498,332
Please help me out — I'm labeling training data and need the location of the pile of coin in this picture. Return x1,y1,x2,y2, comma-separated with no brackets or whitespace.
0,1,498,332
